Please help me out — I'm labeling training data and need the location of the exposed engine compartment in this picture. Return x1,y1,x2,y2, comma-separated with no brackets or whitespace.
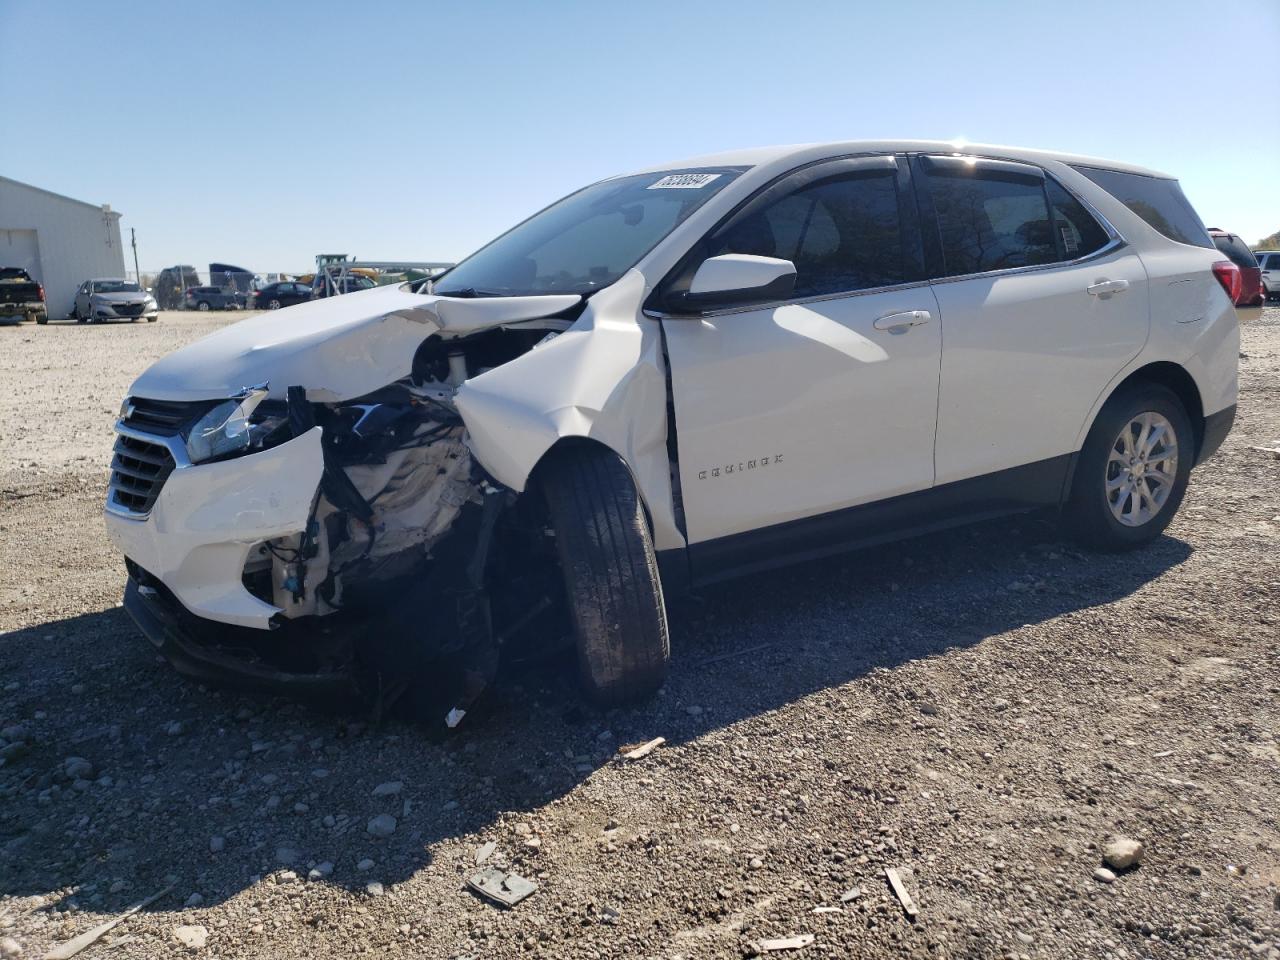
233,324,573,723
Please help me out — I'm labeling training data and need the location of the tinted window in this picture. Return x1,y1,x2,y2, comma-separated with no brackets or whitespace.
436,169,741,298
1211,233,1258,269
1073,166,1212,249
707,168,905,297
1046,180,1110,259
925,163,1056,275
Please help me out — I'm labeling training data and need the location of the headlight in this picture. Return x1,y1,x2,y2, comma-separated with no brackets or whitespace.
145,297,157,308
184,385,287,463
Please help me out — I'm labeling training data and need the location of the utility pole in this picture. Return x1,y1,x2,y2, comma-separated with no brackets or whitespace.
131,228,141,286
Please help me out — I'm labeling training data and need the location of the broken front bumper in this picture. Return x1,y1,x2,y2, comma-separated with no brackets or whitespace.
104,427,324,628
123,574,359,700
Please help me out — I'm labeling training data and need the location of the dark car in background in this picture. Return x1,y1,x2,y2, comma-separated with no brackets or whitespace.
0,267,47,324
184,286,246,311
1207,229,1264,307
250,281,312,310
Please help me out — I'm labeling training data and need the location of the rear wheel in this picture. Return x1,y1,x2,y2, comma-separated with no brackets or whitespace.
197,301,210,311
267,299,282,310
541,446,669,706
1066,383,1193,551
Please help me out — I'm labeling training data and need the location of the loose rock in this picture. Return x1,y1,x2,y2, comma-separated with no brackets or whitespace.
1102,836,1144,871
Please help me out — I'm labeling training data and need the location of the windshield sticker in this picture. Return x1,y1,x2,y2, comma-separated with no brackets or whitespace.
647,173,722,190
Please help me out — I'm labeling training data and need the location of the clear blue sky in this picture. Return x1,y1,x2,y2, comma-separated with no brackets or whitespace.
3,0,1277,274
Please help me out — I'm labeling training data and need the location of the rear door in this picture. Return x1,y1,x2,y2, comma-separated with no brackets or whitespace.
914,155,1150,487
660,155,942,568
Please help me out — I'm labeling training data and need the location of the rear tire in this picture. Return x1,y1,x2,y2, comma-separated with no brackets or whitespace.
268,299,282,310
541,446,670,706
197,301,210,311
1066,383,1193,551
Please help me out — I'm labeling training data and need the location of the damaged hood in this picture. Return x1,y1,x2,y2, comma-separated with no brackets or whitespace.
127,283,581,403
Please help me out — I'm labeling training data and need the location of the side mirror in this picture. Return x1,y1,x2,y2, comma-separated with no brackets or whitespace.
675,254,796,312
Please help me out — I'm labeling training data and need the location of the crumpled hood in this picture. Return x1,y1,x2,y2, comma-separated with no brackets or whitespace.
127,283,580,403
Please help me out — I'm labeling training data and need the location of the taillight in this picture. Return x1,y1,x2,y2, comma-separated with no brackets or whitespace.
37,284,45,301
1212,260,1242,304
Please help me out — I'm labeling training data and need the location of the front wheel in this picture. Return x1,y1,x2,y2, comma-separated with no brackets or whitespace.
1066,383,1193,551
540,446,670,706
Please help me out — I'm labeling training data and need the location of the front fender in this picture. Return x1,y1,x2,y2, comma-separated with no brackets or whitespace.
454,271,685,552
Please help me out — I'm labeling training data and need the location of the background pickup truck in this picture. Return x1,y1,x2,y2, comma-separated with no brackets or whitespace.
0,267,48,324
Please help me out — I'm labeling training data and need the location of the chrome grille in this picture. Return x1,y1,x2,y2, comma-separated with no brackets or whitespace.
107,398,216,518
109,433,176,516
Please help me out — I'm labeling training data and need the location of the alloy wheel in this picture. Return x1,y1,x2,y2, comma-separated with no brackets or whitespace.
1106,411,1178,527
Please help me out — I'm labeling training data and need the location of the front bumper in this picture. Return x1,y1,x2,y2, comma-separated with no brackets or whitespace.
104,427,325,628
95,305,158,320
123,574,359,700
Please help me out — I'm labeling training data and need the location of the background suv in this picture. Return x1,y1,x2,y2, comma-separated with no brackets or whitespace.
183,286,246,311
1256,251,1280,301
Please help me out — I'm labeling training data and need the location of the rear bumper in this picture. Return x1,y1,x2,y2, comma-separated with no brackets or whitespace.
124,574,359,700
1197,404,1236,466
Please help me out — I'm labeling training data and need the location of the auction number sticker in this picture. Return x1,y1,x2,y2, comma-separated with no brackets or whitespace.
648,173,721,190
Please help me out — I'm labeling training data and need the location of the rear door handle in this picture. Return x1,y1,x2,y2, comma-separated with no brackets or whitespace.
873,309,931,332
1087,278,1129,297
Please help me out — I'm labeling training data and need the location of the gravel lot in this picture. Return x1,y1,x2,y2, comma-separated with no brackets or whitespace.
1,308,1277,959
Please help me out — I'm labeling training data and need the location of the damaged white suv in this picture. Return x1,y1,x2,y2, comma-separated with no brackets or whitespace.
105,141,1239,723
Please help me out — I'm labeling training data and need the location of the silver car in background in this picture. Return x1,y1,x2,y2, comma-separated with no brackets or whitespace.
72,279,158,323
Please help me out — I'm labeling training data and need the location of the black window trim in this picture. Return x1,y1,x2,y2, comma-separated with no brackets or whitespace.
645,151,931,319
912,153,1126,287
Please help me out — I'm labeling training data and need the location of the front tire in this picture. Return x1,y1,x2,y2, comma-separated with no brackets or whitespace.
541,446,670,706
1066,383,1193,551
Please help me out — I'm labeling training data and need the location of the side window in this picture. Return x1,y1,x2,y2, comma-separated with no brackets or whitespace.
707,168,905,298
923,160,1056,276
1072,165,1213,249
1046,180,1110,259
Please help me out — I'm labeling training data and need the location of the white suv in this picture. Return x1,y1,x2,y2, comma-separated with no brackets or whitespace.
104,140,1239,722
1256,250,1280,300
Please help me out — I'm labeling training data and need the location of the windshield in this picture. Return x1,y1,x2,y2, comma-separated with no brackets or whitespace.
435,168,743,297
94,280,141,293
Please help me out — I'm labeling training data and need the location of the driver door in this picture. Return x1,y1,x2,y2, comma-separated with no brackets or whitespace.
659,156,942,578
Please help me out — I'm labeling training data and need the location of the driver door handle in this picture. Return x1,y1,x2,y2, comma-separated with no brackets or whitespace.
874,309,932,332
1087,278,1129,297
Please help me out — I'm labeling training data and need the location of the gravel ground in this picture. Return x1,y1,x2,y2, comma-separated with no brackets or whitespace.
1,308,1277,960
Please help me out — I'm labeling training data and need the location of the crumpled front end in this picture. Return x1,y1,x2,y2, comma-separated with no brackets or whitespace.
105,422,325,628
103,275,676,721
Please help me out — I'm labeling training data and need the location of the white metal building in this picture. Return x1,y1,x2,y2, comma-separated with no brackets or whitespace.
0,175,125,319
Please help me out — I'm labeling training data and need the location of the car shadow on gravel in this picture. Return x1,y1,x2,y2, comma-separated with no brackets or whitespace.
0,513,1191,915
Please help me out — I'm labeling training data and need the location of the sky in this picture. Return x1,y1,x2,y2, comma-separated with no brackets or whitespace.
2,0,1278,275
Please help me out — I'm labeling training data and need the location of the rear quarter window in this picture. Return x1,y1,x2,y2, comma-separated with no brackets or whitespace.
1072,165,1213,249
